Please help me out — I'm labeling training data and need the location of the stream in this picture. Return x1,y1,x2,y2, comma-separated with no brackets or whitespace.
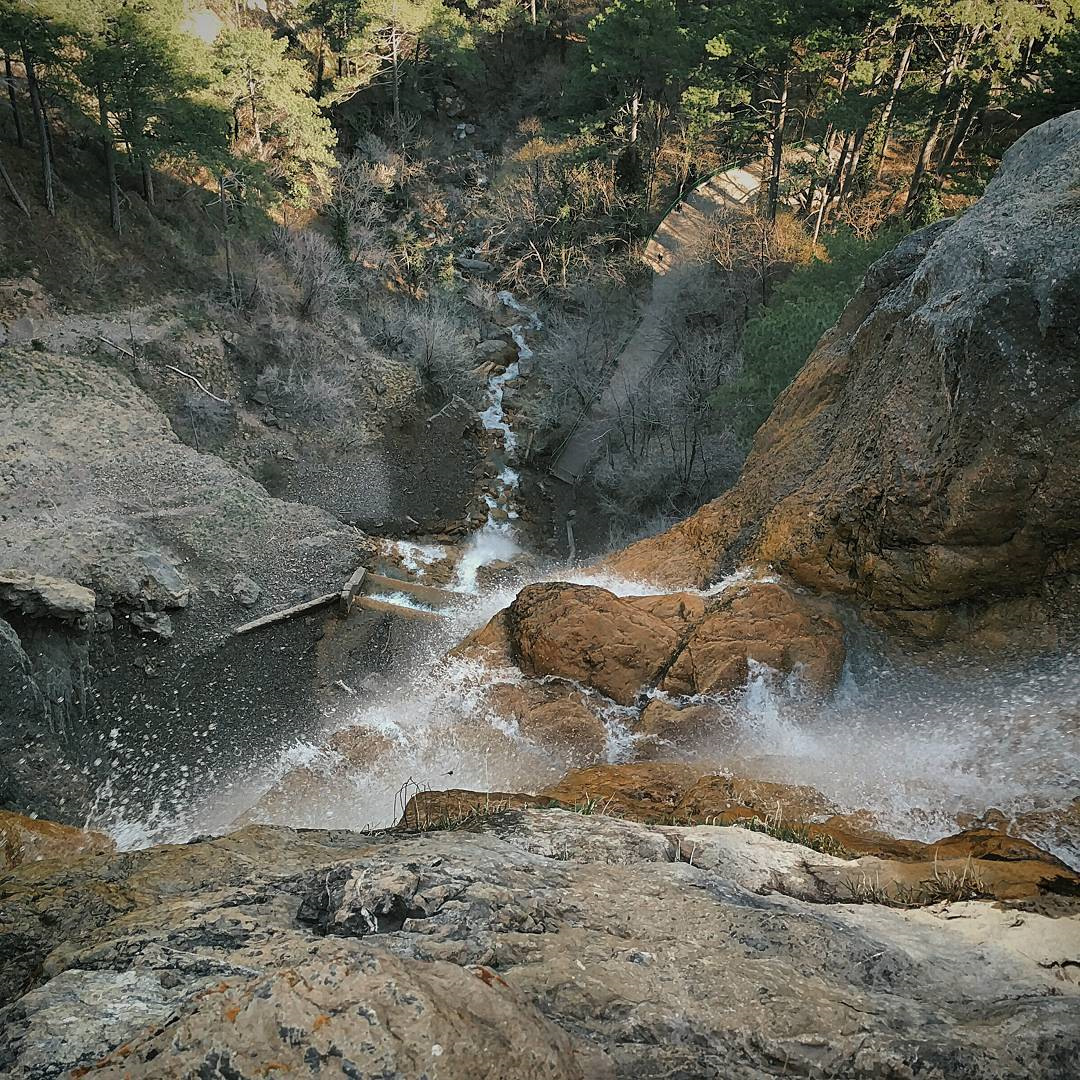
84,295,1080,867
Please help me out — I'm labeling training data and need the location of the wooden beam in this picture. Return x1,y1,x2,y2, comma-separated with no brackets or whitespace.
352,595,444,622
233,592,338,635
338,565,367,616
362,572,457,608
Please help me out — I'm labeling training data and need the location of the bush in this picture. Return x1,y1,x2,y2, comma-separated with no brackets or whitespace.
715,225,907,442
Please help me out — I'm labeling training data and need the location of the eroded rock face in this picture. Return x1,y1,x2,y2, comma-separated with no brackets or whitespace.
605,113,1080,643
1,813,1077,1079
660,581,845,695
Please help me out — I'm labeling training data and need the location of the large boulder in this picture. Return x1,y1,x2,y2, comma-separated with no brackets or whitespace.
606,113,1080,644
505,583,681,705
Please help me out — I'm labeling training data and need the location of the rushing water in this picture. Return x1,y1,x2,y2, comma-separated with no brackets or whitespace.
82,293,1080,866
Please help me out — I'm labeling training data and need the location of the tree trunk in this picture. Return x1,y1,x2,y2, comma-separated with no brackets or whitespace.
98,84,121,234
391,30,401,131
905,31,969,213
840,124,869,202
248,84,261,148
22,50,53,215
937,85,983,174
628,86,641,146
141,159,155,210
874,35,915,180
314,39,325,100
0,152,30,216
4,54,25,147
766,69,789,223
219,173,236,305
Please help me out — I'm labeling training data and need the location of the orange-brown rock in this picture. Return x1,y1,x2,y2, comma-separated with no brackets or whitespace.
623,591,706,627
602,129,1080,644
635,699,718,751
450,609,514,667
810,850,1080,904
396,788,564,829
237,726,395,825
505,583,681,705
672,774,837,824
539,763,708,820
486,681,608,765
660,582,846,695
0,810,114,869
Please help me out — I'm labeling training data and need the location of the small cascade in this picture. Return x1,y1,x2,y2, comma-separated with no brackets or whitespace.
453,292,542,591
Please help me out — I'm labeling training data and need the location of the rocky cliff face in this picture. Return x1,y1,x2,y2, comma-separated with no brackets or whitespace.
608,112,1080,645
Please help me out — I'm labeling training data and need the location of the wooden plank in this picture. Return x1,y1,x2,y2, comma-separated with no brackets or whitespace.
339,565,367,616
352,595,444,622
233,592,338,635
362,573,457,608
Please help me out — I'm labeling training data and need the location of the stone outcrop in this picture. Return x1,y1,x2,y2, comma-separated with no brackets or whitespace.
2,811,1078,1078
0,572,95,623
605,113,1080,644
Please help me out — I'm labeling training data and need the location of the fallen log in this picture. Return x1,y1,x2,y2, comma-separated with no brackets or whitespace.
233,592,338,635
352,595,443,622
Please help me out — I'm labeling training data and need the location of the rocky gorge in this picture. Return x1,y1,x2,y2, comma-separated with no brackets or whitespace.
1,113,1079,1077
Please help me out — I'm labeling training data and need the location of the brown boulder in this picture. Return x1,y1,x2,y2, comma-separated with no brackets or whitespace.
673,774,837,824
451,609,514,666
505,583,681,705
635,699,718,750
236,726,395,826
396,788,563,829
0,810,114,869
661,581,846,695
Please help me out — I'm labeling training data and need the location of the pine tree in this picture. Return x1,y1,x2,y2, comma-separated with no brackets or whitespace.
212,27,336,204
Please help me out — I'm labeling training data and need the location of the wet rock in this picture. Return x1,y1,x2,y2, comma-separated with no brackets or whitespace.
661,581,846,696
635,698,717,749
396,789,561,829
673,773,838,824
486,681,608,765
0,810,114,869
228,571,261,607
0,571,95,622
506,583,680,706
540,763,705,821
475,338,518,368
603,113,1080,646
